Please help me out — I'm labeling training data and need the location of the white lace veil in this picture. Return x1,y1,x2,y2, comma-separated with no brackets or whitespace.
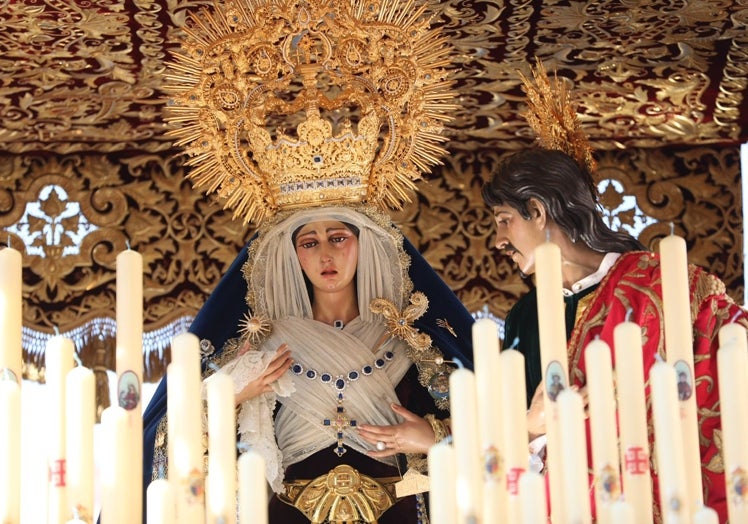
246,206,408,320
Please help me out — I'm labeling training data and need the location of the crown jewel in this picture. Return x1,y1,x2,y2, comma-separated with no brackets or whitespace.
164,0,459,225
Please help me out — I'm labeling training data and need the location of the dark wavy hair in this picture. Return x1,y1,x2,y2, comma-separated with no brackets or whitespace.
482,148,645,253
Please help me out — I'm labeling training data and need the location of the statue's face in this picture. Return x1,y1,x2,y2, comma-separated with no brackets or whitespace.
294,220,359,297
491,204,546,277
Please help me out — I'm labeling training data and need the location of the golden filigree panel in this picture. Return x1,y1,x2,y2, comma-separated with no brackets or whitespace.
0,145,743,382
0,153,253,381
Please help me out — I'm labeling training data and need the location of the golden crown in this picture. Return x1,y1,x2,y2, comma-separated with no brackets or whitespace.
164,0,459,225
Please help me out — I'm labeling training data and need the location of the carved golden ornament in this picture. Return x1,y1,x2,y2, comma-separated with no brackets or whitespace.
519,60,598,177
369,291,432,352
238,311,272,345
163,0,459,225
280,464,398,523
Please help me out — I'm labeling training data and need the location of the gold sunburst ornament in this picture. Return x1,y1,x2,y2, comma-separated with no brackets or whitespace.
519,60,598,178
238,311,272,345
163,0,459,225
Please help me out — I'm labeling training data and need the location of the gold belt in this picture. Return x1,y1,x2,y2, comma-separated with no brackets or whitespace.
279,464,400,523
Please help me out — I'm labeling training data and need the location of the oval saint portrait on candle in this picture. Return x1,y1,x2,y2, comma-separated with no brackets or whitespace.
118,370,141,410
673,360,693,401
545,361,566,402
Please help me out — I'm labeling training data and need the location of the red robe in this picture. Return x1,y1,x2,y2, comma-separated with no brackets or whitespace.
506,251,747,523
569,251,747,523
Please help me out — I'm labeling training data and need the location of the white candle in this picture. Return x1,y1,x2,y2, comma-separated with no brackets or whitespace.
115,247,144,523
46,335,75,524
610,499,636,524
428,440,457,524
519,470,546,524
499,348,528,522
238,450,267,524
65,366,95,523
168,333,205,524
116,247,143,372
585,337,621,524
206,373,237,524
692,505,718,524
471,318,506,523
613,321,654,524
717,323,748,523
0,245,22,383
0,377,20,524
449,367,483,522
100,406,129,524
659,233,702,513
649,360,689,524
147,478,176,524
557,388,592,524
534,239,569,522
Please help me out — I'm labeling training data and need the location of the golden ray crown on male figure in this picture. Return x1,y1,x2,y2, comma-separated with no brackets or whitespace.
142,1,475,522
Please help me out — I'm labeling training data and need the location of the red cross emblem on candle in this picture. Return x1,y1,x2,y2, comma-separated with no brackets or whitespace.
506,466,525,495
624,446,649,475
48,458,67,487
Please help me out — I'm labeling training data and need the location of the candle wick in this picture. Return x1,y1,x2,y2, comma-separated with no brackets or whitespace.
158,464,166,479
206,361,221,373
730,310,743,324
73,351,83,367
126,240,131,250
6,234,10,249
508,336,520,350
53,325,60,336
237,442,250,453
545,228,551,242
625,308,633,322
452,357,464,369
654,353,665,363
669,222,674,235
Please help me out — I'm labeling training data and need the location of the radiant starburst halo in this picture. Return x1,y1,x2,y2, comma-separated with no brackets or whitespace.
238,311,272,345
163,0,460,225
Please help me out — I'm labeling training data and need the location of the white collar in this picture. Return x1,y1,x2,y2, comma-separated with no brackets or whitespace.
562,252,621,297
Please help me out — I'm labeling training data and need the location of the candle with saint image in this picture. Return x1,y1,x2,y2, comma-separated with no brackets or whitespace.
449,367,483,522
499,347,528,522
206,372,237,524
115,246,143,523
658,232,702,513
717,322,748,523
649,359,689,524
65,365,95,523
428,440,457,524
239,449,268,524
0,244,22,383
472,318,506,522
585,337,621,524
613,320,653,524
557,388,592,524
534,239,569,521
46,334,75,524
0,376,20,524
167,333,205,524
